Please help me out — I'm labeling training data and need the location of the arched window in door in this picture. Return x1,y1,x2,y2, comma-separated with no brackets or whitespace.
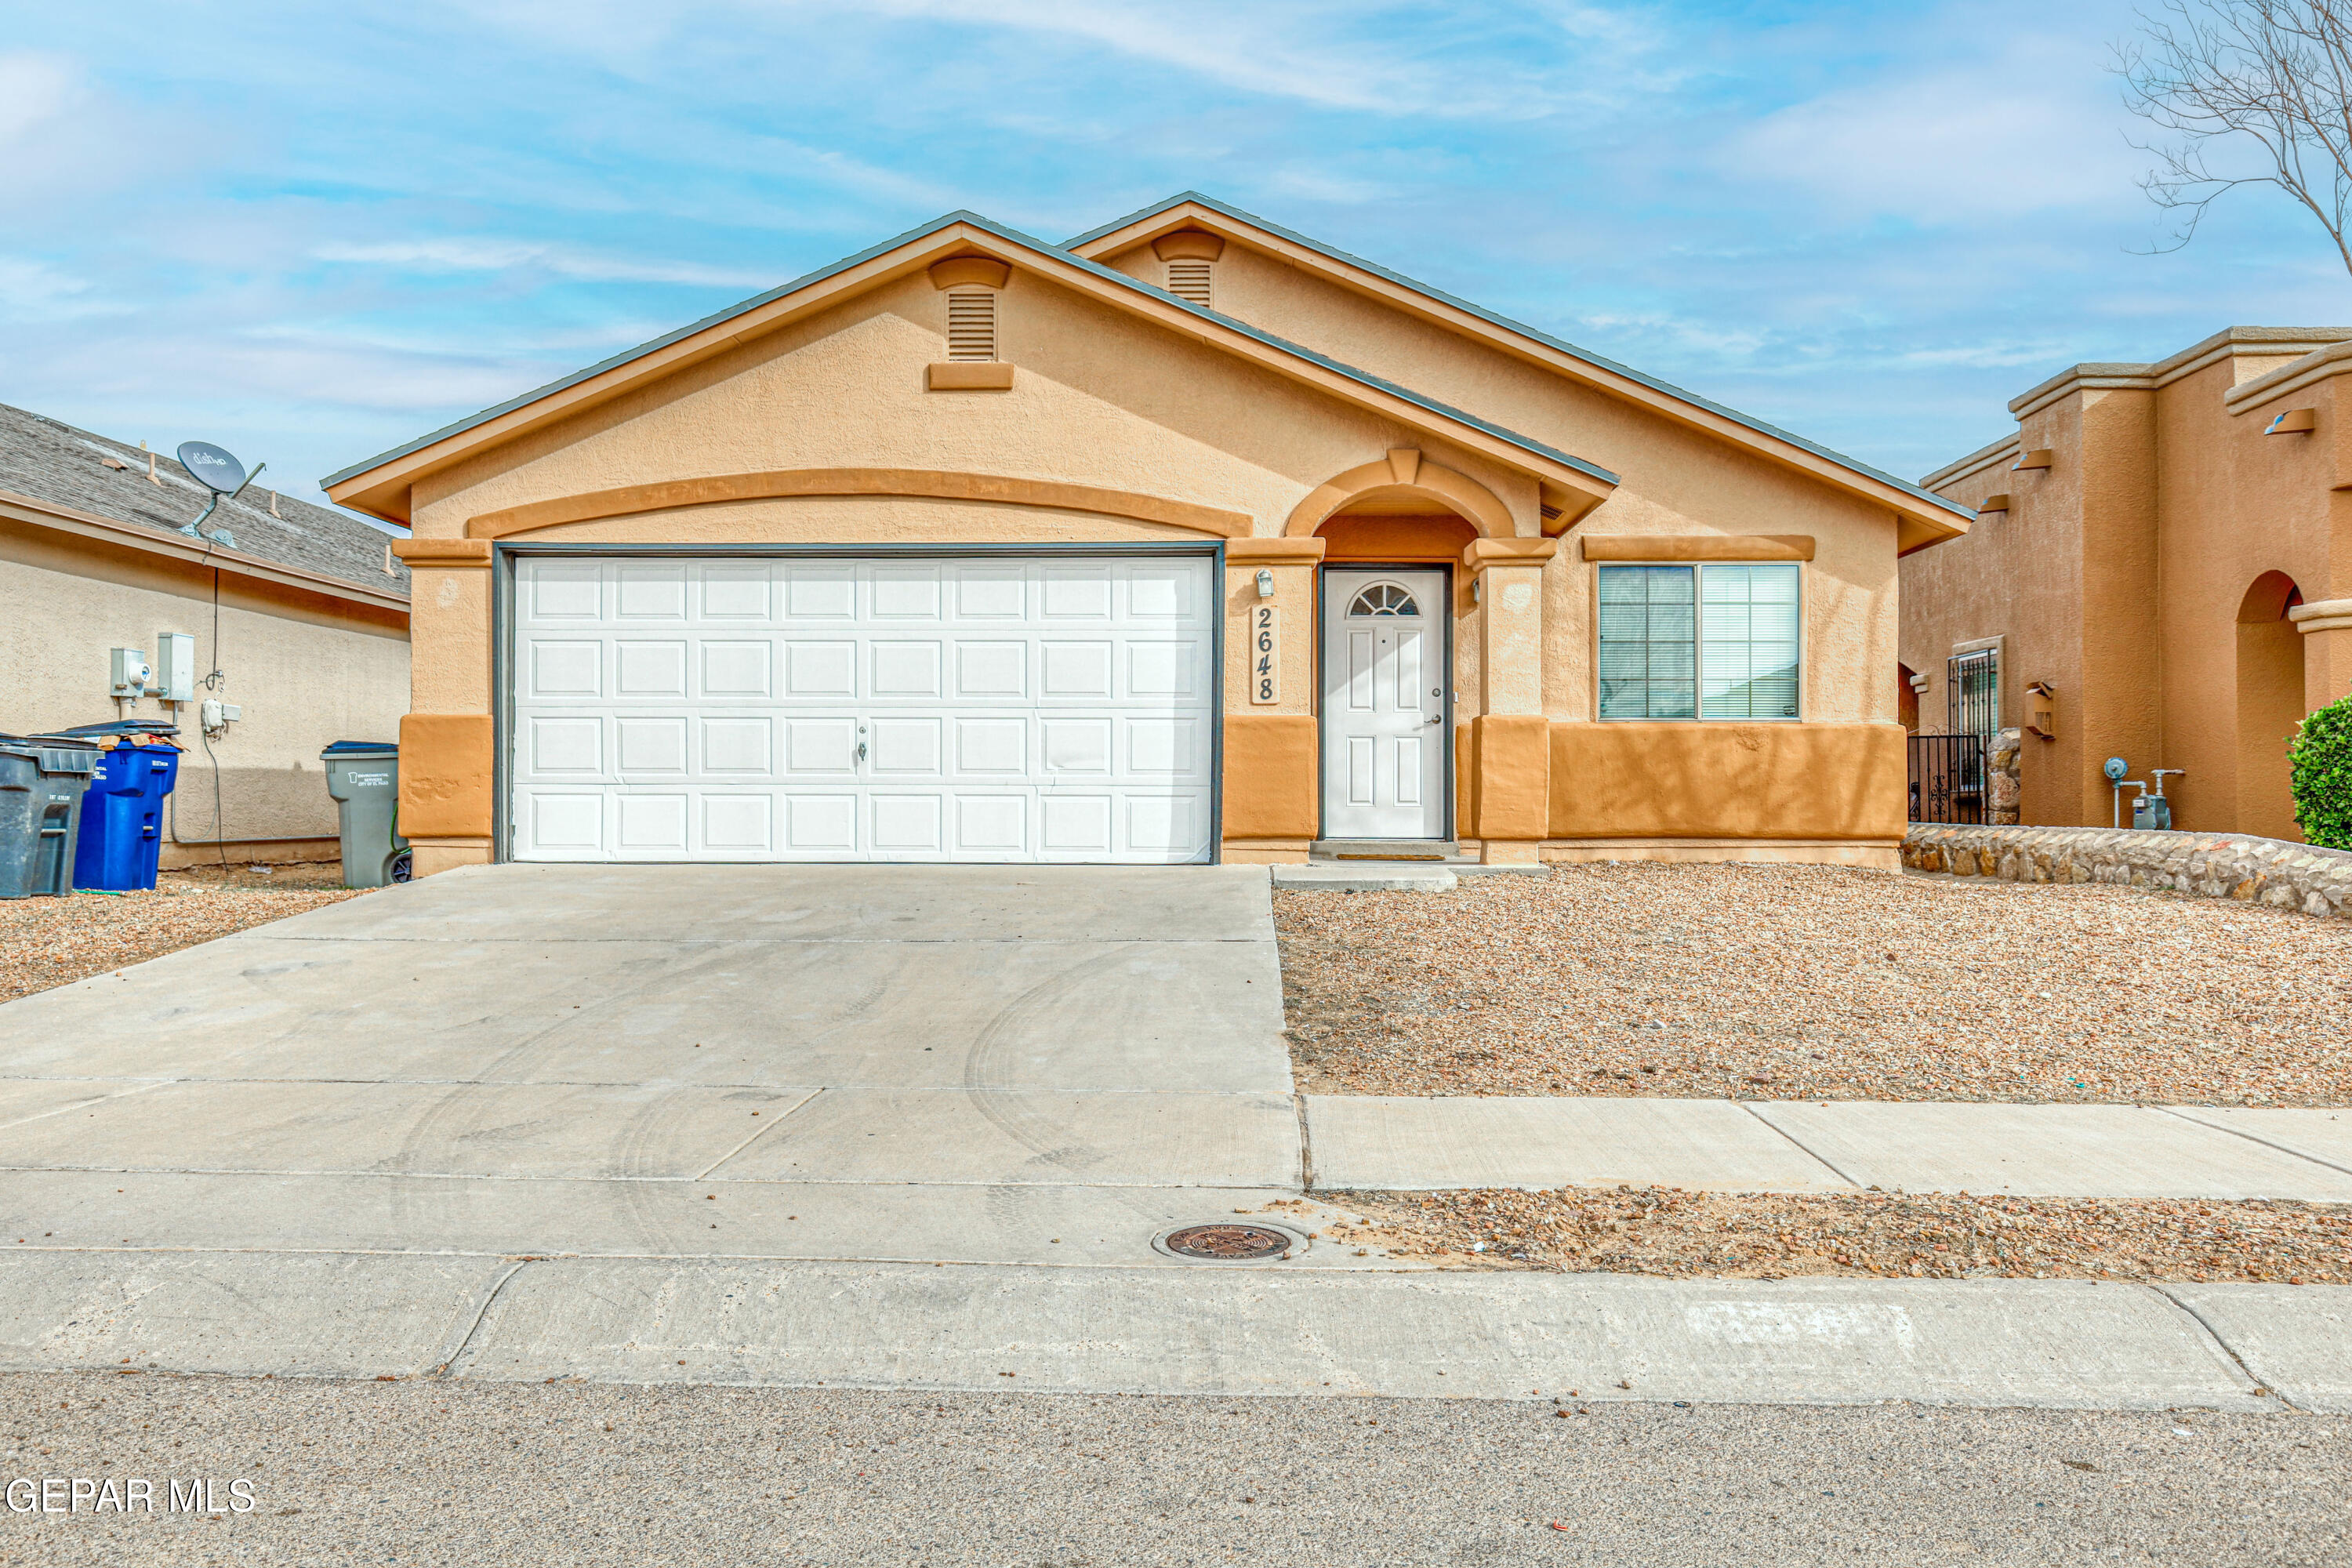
1346,582,1421,617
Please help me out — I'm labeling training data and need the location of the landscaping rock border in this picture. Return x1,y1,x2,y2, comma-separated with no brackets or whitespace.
1903,823,2352,919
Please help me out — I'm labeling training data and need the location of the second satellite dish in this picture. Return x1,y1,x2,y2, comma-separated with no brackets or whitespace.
176,441,246,495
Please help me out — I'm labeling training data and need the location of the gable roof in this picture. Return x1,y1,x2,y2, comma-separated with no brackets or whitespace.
1069,193,1972,554
324,210,1619,527
0,401,409,606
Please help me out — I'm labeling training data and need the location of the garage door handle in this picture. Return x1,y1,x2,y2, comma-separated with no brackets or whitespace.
855,740,867,761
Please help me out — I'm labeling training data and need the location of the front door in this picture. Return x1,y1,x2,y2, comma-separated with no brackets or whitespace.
1320,567,1447,840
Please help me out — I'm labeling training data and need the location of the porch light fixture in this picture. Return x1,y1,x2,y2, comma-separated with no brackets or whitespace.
1254,568,1274,597
1471,576,1483,604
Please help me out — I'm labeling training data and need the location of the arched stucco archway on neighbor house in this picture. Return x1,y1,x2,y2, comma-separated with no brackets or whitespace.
2238,570,2307,842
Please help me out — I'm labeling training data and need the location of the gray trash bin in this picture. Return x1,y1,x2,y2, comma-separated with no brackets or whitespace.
0,736,101,898
321,740,411,888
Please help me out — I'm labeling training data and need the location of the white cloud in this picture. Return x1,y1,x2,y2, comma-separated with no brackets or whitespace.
311,238,775,289
1721,34,2144,223
0,256,129,324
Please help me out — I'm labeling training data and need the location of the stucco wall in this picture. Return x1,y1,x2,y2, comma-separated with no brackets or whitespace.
1910,339,2352,836
383,234,1919,866
0,519,411,855
1102,237,1904,727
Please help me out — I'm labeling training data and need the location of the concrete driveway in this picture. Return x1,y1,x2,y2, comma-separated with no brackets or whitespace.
0,863,1311,1267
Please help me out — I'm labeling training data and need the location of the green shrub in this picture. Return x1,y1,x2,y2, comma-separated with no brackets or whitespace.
2292,691,2352,849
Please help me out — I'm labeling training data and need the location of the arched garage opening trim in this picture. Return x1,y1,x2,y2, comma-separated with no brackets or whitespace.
1282,450,1516,539
466,469,1254,541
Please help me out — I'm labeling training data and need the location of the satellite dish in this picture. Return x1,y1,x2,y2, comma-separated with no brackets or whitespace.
176,441,246,495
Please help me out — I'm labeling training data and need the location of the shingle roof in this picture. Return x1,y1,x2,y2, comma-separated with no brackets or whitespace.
0,401,408,597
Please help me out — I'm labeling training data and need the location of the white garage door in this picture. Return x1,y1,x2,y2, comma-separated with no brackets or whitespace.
507,554,1217,863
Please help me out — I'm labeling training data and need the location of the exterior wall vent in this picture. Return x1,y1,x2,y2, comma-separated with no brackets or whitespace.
946,290,997,361
1167,259,1213,308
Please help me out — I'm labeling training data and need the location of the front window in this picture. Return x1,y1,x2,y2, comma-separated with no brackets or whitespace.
1948,647,1998,737
1599,562,1801,720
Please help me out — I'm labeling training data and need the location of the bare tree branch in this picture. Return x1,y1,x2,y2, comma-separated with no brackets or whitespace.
2115,0,2352,274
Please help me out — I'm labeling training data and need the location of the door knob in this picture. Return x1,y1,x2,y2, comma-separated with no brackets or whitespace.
1424,715,1444,725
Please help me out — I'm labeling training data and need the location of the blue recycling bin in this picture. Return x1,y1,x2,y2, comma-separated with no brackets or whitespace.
71,743,182,891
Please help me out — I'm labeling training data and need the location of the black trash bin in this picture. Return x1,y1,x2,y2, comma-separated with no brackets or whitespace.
0,735,102,898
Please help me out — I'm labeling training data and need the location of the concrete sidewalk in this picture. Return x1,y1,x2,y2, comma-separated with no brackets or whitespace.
1307,1095,2352,1200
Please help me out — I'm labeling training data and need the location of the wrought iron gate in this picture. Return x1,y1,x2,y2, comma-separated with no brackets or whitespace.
1909,733,1986,824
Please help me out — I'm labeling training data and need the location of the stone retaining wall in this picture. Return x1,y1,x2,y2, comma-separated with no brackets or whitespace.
1903,823,2352,919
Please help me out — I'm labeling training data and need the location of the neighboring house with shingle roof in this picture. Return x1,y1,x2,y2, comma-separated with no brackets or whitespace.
0,401,410,866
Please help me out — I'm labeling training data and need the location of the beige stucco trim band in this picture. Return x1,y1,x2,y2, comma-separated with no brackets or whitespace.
2223,338,2352,413
1579,534,1815,562
465,469,1255,541
1225,538,1326,563
393,538,493,567
1283,453,1533,539
2289,598,2352,634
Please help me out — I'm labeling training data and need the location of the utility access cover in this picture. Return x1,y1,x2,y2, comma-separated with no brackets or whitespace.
1156,1223,1298,1261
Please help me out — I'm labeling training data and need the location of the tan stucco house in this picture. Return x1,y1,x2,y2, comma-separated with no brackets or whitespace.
1,403,411,866
1907,328,2352,838
324,194,1969,875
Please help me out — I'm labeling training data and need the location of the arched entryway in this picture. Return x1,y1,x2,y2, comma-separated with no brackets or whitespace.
2237,571,2306,841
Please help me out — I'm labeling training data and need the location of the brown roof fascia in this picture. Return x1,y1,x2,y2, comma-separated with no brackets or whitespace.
1073,199,1966,549
327,222,1615,526
0,488,412,615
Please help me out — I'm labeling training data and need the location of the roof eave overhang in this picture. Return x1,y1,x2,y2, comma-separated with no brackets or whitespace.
1071,194,1972,544
0,488,412,613
324,213,1617,527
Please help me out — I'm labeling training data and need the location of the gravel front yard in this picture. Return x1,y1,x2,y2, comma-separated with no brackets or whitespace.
1276,862,2352,1105
1263,1189,2352,1284
0,864,366,1005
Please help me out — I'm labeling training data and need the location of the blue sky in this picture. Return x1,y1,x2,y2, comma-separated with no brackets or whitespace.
5,0,2346,519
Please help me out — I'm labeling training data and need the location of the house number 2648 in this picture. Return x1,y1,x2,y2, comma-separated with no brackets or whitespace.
1249,604,1279,705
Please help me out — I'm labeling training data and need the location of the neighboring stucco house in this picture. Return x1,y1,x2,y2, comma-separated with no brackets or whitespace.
1906,328,2352,839
324,194,1969,877
0,402,412,866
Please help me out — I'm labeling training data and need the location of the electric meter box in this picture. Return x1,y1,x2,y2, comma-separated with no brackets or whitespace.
153,633,197,703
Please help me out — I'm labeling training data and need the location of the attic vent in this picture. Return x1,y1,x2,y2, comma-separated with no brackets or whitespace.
1538,503,1563,523
946,290,997,361
1167,259,1213,307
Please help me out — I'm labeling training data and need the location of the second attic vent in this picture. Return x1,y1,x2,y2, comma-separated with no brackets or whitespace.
946,290,997,361
1167,259,1213,307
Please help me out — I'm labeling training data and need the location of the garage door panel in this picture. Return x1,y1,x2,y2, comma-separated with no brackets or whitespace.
615,717,689,775
528,716,602,775
615,564,688,621
870,794,945,856
615,641,687,698
701,565,770,619
699,794,774,854
615,793,689,852
699,641,771,698
871,641,944,698
784,793,857,853
701,717,771,775
1041,641,1112,698
528,562,603,620
951,793,1028,857
786,566,855,619
528,641,603,699
784,641,856,699
953,641,1027,699
783,718,858,775
872,566,943,619
511,556,1214,864
956,718,1028,775
870,718,942,776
